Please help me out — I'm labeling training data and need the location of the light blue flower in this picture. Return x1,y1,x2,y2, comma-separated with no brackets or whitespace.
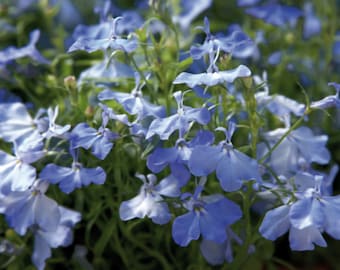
172,185,242,246
0,140,45,193
0,30,49,65
172,0,212,30
98,73,165,120
245,2,303,28
71,108,119,160
119,173,182,225
189,122,261,191
261,126,330,176
68,17,137,53
0,181,60,235
260,175,340,250
39,148,106,194
32,206,81,270
310,82,340,110
146,91,211,140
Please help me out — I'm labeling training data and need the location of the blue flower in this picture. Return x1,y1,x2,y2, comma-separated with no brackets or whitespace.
237,0,261,7
0,102,44,144
245,2,303,28
260,175,340,250
40,106,71,139
71,109,119,160
146,91,211,140
303,3,321,39
77,57,134,86
254,73,305,122
39,148,106,194
190,17,254,60
267,51,282,65
172,0,212,30
68,17,137,53
0,30,49,65
32,206,81,270
172,185,242,246
189,122,261,191
147,129,214,175
173,65,252,88
0,181,60,236
98,73,165,120
260,126,330,176
200,227,254,264
310,82,340,110
173,17,253,88
119,173,182,225
0,140,45,193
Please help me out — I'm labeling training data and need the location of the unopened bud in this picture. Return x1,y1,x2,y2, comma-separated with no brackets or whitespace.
64,75,77,92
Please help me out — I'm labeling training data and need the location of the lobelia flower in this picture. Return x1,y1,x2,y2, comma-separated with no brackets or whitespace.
237,0,261,7
0,29,49,65
172,0,212,30
189,17,254,61
260,126,330,176
39,106,71,139
303,3,321,39
260,175,340,250
254,72,305,122
173,65,252,88
0,102,44,144
200,227,254,264
189,122,261,192
77,56,134,86
173,17,252,88
332,32,340,63
71,108,119,160
32,206,81,270
244,1,303,28
98,72,165,120
68,17,137,54
98,103,132,126
310,82,340,110
267,51,282,65
119,173,183,225
0,180,60,236
39,147,106,194
224,24,259,59
146,91,211,140
147,129,214,173
0,139,45,193
172,184,242,246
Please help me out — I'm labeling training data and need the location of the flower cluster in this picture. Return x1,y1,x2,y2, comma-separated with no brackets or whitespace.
0,0,339,269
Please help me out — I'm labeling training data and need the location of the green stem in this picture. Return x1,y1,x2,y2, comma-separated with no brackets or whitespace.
230,184,253,270
120,221,172,270
243,82,260,158
272,257,297,270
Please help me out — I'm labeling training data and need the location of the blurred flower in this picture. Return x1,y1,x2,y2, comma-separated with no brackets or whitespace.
303,3,321,39
32,206,81,270
68,17,138,53
0,30,49,65
310,82,340,110
245,1,302,28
